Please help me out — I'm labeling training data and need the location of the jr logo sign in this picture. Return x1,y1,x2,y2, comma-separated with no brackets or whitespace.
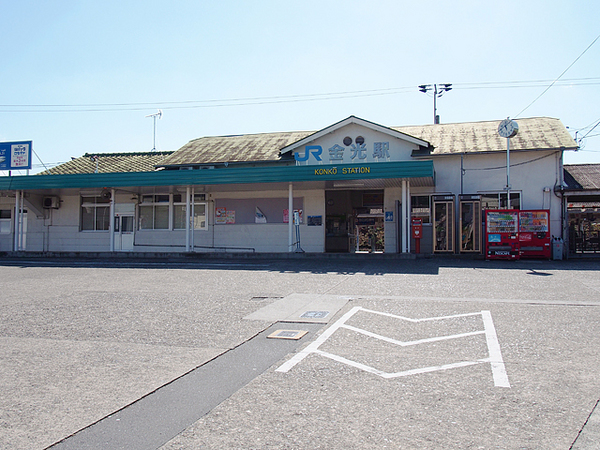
294,139,390,163
294,145,323,162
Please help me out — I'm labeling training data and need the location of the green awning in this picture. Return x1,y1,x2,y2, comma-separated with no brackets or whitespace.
0,160,434,190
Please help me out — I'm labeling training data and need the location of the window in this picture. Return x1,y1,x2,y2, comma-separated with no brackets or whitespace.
173,193,207,230
81,197,110,231
411,195,431,224
481,192,521,210
0,209,11,234
139,195,169,230
140,193,208,231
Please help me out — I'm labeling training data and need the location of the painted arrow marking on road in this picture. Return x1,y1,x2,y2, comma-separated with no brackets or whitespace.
276,306,510,388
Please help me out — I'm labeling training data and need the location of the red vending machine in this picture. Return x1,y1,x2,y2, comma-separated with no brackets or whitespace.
485,210,520,260
518,210,551,259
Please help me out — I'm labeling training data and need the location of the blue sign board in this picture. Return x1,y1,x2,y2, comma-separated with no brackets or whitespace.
0,141,32,170
385,211,394,222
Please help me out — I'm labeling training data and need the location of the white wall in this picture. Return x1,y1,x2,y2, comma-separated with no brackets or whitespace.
294,123,420,165
0,197,14,252
207,188,325,253
384,187,402,253
431,150,563,236
16,187,326,253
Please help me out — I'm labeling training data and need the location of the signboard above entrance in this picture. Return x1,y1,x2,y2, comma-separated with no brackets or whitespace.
294,139,391,164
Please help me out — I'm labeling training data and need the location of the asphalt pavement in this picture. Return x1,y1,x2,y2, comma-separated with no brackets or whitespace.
0,256,599,449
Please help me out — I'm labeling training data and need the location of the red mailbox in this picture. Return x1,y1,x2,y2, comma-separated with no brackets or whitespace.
412,218,423,253
412,218,423,239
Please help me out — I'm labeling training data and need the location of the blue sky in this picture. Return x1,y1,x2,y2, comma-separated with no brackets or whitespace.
1,0,599,174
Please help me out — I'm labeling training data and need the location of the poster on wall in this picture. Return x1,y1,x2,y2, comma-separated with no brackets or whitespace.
307,216,322,226
255,207,267,223
216,207,236,224
226,211,235,224
283,209,303,224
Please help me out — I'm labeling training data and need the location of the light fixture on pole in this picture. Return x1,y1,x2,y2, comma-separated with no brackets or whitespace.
145,110,162,151
497,118,519,208
419,83,452,124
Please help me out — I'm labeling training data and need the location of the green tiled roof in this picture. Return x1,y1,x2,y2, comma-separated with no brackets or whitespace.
40,151,174,175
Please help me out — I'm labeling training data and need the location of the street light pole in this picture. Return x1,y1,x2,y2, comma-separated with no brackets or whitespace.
419,84,452,124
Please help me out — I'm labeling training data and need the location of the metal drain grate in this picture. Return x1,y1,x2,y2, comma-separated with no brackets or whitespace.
250,296,283,302
267,329,309,340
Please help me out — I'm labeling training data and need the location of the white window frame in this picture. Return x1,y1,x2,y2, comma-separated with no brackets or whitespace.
139,194,171,230
480,191,521,210
80,196,111,231
138,193,208,231
173,193,208,231
0,209,11,234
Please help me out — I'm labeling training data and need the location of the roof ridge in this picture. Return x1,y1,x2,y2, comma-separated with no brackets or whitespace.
188,129,314,142
82,151,174,157
393,116,559,128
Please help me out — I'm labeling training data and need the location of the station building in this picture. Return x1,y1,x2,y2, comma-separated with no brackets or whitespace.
0,115,580,256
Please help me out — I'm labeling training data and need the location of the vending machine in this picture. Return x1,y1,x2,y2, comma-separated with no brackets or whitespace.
485,209,520,260
518,210,551,259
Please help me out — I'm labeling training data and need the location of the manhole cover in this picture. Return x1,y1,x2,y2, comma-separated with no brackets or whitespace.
267,330,309,340
301,310,330,319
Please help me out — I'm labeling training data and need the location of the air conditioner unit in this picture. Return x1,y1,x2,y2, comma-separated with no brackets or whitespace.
43,196,60,209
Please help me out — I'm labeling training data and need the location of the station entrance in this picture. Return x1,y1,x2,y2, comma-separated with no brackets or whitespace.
325,190,384,253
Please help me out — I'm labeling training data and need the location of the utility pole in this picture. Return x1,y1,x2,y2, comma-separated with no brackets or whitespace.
418,84,452,124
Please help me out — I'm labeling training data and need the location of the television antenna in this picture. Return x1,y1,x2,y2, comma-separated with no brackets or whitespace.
145,110,162,151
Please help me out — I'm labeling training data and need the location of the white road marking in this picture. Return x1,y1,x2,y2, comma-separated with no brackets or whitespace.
276,306,361,373
340,324,485,347
276,306,511,388
481,310,511,388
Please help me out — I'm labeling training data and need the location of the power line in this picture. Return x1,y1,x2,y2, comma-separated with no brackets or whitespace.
579,119,600,140
465,152,555,171
1,78,599,113
514,33,600,119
